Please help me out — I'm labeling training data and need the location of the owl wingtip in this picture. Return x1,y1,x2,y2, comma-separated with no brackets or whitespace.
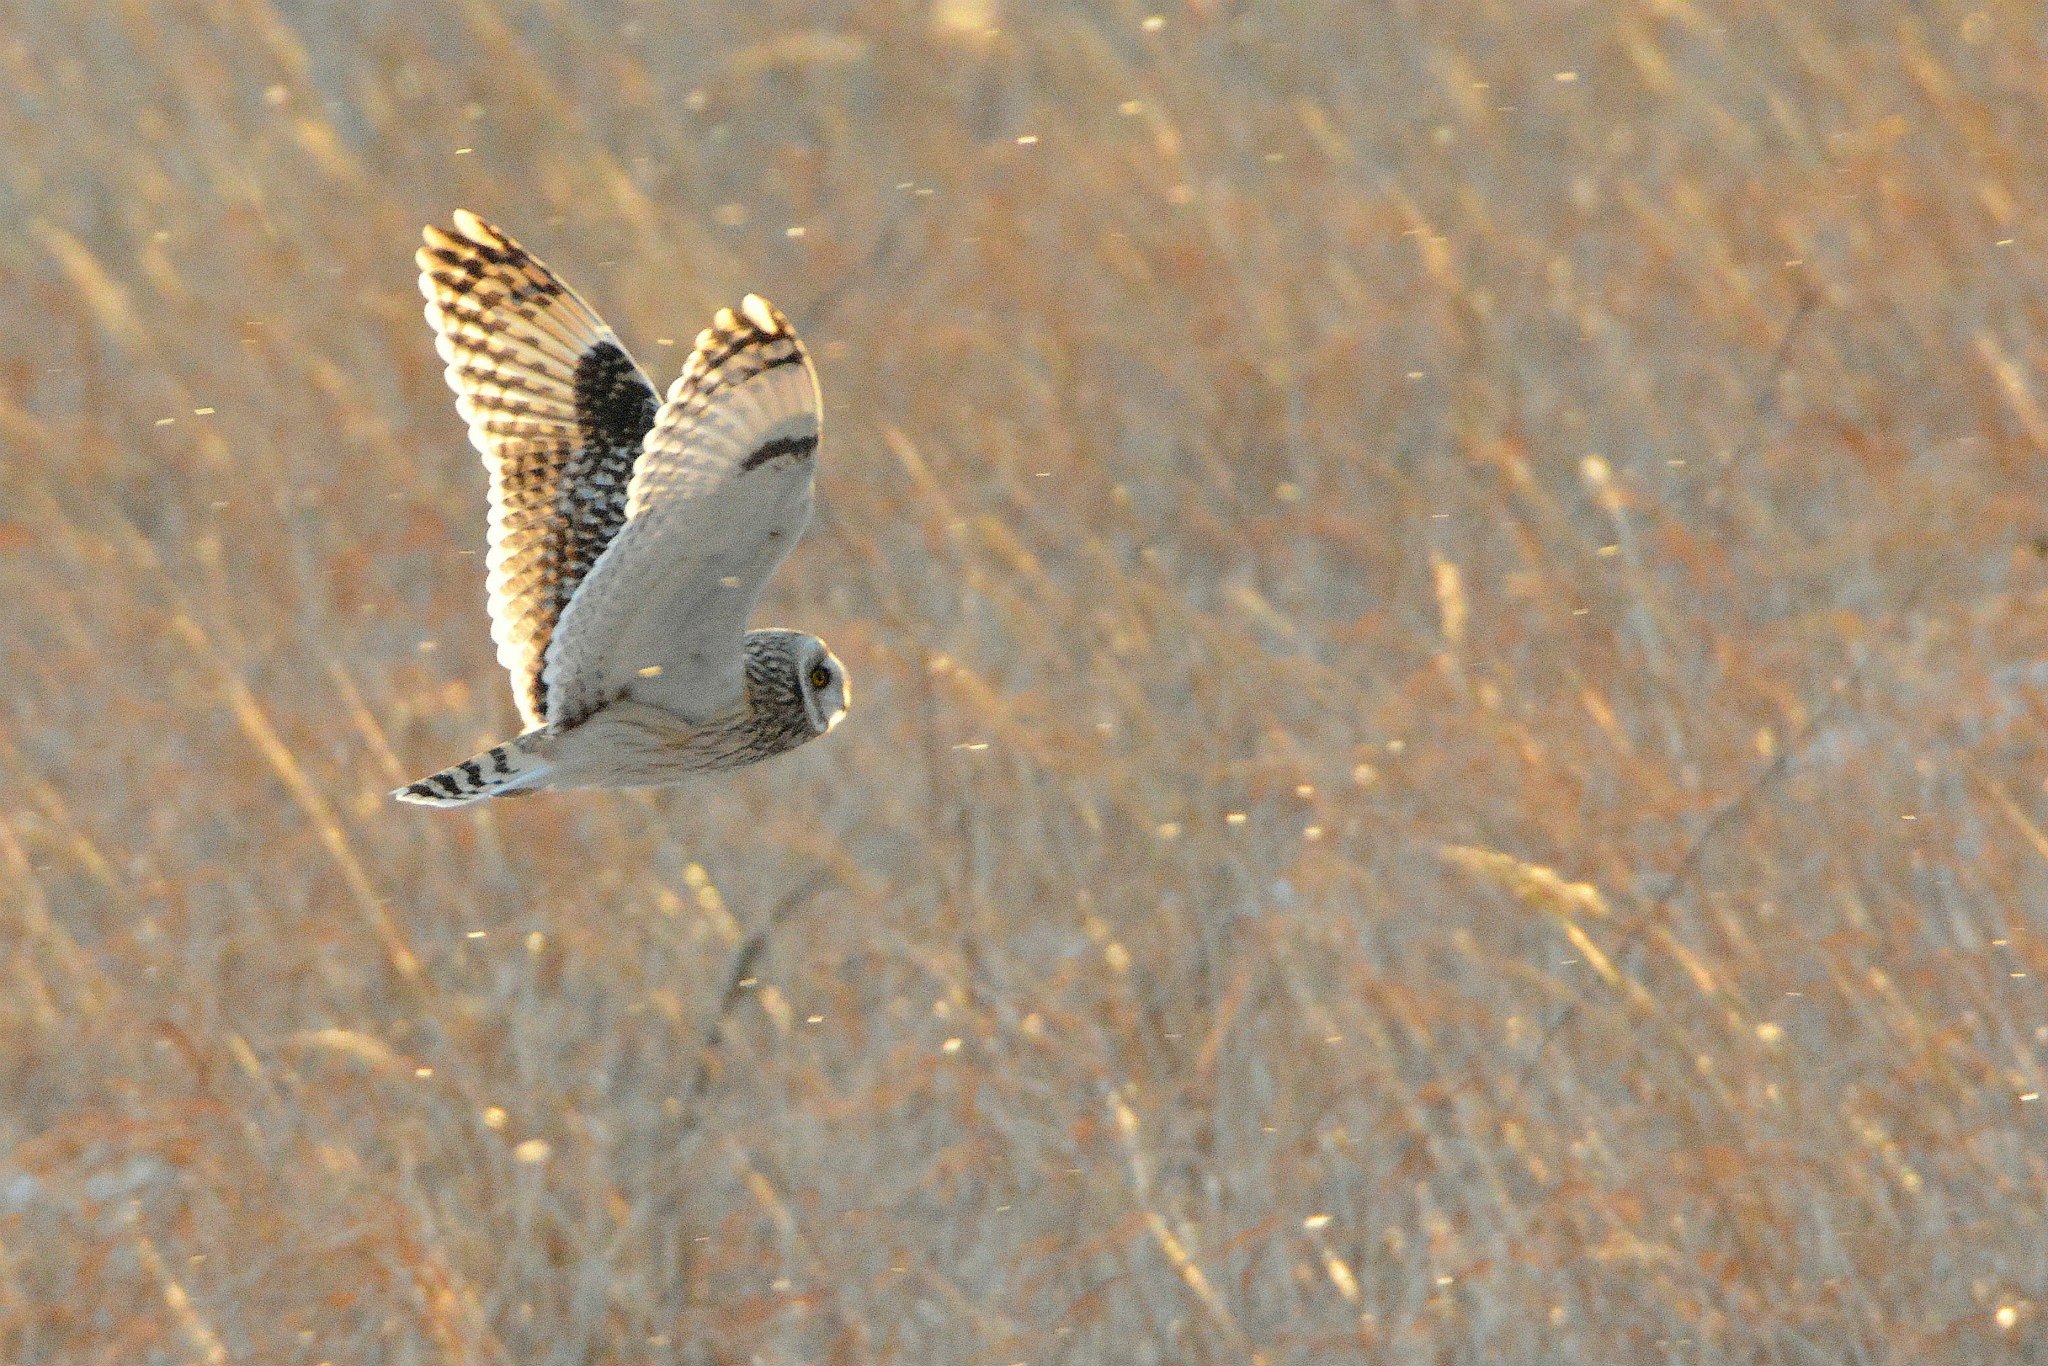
740,294,782,333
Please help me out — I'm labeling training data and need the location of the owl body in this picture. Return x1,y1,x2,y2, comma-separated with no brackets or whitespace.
394,213,847,807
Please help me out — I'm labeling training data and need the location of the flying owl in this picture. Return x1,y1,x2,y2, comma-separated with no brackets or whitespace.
394,211,848,807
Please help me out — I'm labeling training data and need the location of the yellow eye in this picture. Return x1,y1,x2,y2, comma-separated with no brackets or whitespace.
809,665,831,690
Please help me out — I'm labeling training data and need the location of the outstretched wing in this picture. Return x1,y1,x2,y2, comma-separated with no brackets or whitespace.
418,211,658,729
544,295,822,726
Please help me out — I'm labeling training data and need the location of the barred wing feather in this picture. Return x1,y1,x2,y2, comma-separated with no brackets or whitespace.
417,211,658,728
544,295,821,726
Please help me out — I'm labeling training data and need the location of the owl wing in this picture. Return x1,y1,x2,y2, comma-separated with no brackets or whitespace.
543,295,821,726
418,211,659,729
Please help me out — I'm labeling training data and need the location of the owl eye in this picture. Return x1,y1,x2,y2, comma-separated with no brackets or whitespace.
809,664,831,690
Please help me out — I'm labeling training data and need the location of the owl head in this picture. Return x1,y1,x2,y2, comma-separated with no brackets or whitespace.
742,628,849,753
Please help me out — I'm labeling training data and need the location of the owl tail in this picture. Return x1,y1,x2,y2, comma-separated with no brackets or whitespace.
393,733,552,807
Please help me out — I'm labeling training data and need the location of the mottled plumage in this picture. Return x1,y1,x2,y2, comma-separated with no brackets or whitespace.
417,212,656,728
396,212,847,807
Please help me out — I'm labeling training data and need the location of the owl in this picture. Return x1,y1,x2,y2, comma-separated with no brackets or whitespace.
395,211,847,807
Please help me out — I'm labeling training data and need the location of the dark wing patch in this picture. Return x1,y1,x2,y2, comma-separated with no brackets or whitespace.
739,433,819,473
418,211,658,727
575,343,661,452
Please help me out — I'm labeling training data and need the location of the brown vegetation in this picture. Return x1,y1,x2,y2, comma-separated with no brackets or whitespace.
5,1,2048,1361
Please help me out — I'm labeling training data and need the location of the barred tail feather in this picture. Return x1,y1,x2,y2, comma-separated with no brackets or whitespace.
393,735,551,807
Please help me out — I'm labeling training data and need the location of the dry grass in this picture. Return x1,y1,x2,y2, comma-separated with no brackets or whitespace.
5,1,2048,1361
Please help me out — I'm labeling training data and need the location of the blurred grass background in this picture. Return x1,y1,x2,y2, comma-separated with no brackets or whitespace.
4,0,2048,1360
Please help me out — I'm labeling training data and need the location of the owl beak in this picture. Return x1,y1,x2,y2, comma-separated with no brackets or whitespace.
825,672,849,732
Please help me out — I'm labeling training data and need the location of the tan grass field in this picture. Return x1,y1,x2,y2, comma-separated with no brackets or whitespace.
5,1,2048,1361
